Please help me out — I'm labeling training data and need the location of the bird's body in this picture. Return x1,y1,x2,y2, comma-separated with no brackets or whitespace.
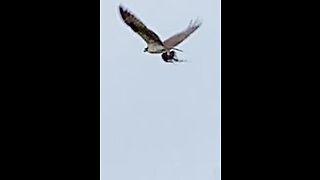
145,43,167,54
119,5,201,63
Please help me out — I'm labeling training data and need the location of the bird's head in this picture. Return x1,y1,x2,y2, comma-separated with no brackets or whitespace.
144,47,148,52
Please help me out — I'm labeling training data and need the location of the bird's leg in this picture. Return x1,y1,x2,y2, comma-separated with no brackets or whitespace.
173,58,187,62
170,60,177,65
172,52,187,63
172,58,186,63
166,59,173,63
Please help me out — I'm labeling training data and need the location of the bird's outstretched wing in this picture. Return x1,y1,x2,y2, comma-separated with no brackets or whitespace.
163,19,202,48
119,5,164,46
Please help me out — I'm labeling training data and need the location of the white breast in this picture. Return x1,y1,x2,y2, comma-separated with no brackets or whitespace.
147,43,166,54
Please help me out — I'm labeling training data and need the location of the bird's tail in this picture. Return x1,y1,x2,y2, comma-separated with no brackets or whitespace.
171,47,183,52
164,45,183,52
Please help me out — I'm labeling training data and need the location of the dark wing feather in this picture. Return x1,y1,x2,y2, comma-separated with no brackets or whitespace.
163,19,202,48
119,6,163,45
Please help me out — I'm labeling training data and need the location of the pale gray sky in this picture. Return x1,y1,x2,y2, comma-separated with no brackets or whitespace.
101,0,220,179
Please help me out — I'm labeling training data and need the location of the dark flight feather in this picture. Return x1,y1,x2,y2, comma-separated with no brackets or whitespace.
119,6,164,46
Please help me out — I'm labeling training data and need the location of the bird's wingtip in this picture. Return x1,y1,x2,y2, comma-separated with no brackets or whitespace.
189,18,202,28
119,4,128,17
119,4,126,12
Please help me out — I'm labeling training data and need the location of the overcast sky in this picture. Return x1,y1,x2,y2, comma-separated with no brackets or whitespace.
101,0,220,179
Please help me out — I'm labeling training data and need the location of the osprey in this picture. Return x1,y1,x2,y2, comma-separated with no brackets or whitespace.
119,5,202,63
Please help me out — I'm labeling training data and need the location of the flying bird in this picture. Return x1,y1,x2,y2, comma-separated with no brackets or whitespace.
119,5,202,63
